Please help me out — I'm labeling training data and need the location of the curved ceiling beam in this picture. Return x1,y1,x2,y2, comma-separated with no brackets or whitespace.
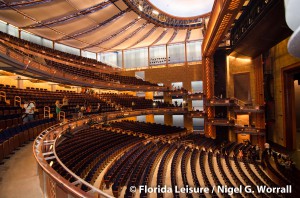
0,0,53,9
102,22,148,51
56,8,131,41
127,26,158,49
167,29,178,44
83,18,141,50
150,28,169,46
22,0,118,29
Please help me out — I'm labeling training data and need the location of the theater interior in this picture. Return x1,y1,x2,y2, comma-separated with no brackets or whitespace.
0,0,300,197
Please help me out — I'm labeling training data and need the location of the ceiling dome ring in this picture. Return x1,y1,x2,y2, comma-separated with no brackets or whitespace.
123,0,211,29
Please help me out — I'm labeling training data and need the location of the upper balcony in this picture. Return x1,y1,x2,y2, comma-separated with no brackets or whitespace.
206,98,236,106
0,42,167,92
207,118,235,126
234,125,266,136
187,92,204,100
233,105,265,113
188,111,206,118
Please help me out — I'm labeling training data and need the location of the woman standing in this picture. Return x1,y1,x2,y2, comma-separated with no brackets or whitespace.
55,100,62,119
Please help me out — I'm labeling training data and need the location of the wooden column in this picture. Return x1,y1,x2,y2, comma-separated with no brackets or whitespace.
203,56,216,138
185,42,187,65
253,55,266,146
148,46,150,67
166,44,168,66
122,50,125,70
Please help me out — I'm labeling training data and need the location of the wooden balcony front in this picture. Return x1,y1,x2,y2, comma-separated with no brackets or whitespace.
234,125,266,136
206,98,236,106
207,118,235,126
233,105,265,113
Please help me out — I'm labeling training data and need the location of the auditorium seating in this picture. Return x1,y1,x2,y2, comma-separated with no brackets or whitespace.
54,127,144,188
44,59,157,86
180,147,193,198
0,32,159,87
99,93,171,109
0,118,57,163
171,145,184,198
0,85,116,118
0,31,111,70
156,143,177,198
139,143,168,198
50,127,300,198
109,120,186,136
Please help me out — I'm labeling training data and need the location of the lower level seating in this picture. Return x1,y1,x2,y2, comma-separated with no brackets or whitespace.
0,118,57,163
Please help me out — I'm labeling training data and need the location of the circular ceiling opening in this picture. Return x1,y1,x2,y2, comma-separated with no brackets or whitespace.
147,0,214,18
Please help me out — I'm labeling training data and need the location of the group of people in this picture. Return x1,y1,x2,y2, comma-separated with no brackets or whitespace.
75,102,102,118
237,144,261,161
21,95,103,123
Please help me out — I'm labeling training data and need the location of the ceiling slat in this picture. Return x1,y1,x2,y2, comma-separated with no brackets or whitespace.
22,0,118,29
56,8,131,41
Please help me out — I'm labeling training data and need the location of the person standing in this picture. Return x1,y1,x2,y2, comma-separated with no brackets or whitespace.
62,95,69,111
96,103,101,113
264,142,271,154
55,100,63,120
62,96,69,106
23,100,35,123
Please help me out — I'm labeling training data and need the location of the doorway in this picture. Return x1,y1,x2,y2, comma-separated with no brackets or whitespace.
234,72,251,102
283,65,300,150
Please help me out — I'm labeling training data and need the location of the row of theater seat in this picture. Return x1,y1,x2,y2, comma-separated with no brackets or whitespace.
124,142,162,198
44,59,156,86
52,126,300,198
0,85,117,120
109,120,185,136
0,32,158,87
156,143,177,198
171,145,184,198
0,31,111,70
54,128,144,192
99,93,171,109
0,118,57,163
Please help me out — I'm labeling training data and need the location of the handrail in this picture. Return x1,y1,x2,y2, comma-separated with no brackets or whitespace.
52,126,114,198
58,111,65,122
33,108,186,198
44,106,50,118
14,95,21,107
0,91,6,102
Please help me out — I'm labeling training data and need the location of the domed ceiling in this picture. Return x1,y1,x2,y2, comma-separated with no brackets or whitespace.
147,0,214,17
0,0,213,52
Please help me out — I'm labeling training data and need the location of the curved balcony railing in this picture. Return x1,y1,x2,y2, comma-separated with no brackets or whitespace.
0,41,167,92
33,108,185,198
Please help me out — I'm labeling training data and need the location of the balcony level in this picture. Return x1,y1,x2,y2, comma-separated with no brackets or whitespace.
207,118,235,126
234,125,266,136
206,98,236,106
188,111,206,118
233,105,265,113
187,92,204,100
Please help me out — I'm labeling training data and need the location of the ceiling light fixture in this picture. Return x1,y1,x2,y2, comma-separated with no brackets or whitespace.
138,5,143,11
152,10,159,15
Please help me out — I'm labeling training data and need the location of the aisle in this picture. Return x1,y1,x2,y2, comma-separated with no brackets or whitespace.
0,142,43,198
